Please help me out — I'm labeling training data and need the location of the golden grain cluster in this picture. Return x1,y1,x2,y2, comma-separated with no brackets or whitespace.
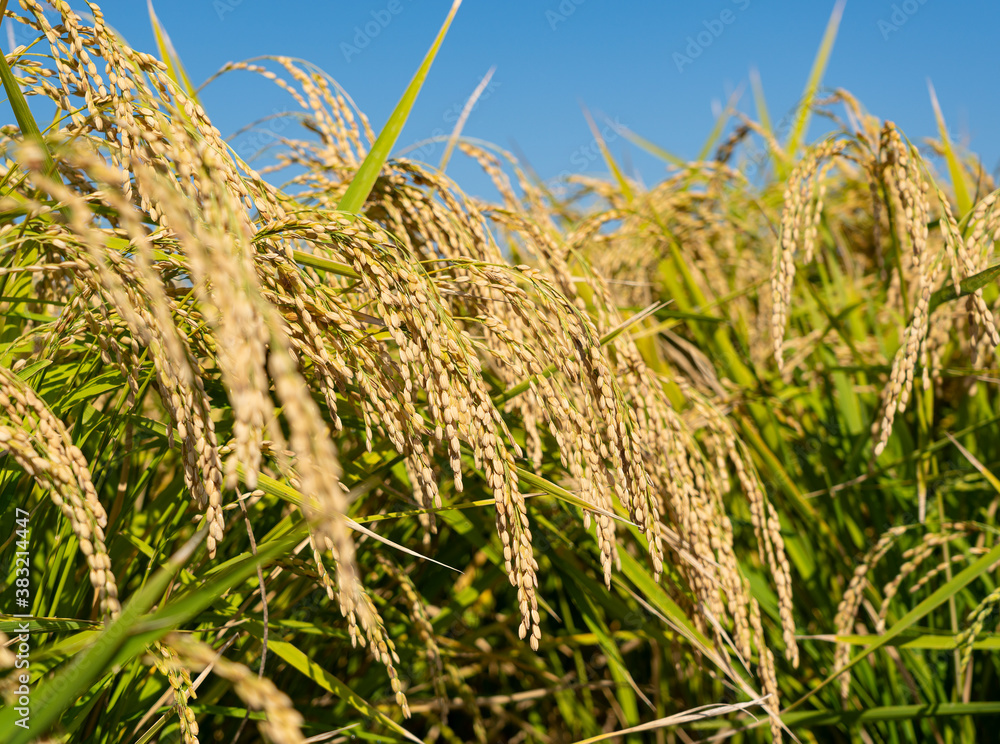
3,1,1000,741
0,0,800,727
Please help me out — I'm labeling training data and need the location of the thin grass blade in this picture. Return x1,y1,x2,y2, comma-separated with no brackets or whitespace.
338,0,463,214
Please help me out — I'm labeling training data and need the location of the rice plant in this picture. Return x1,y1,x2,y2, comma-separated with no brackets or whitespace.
1,1,999,743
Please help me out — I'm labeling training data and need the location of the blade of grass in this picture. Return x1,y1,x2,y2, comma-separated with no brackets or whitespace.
439,65,495,172
516,468,635,527
615,126,685,168
696,85,744,163
247,631,423,744
244,466,464,573
694,701,1000,733
581,103,633,202
781,702,1000,727
121,529,304,638
0,529,207,743
286,249,360,279
782,0,845,167
0,5,63,188
928,262,1000,313
928,81,972,217
146,1,200,104
572,697,770,744
945,432,1000,494
562,577,645,730
749,67,773,141
804,632,1000,652
338,0,463,214
785,539,1000,713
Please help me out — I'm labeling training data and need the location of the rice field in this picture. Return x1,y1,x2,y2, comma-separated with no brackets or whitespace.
1,1,1000,742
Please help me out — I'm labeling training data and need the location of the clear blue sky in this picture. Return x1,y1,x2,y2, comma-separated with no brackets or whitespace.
13,1,1000,197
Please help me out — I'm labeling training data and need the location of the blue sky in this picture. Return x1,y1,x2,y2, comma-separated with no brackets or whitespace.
11,1,999,197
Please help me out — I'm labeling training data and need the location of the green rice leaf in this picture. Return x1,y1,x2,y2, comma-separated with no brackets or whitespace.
787,540,1000,713
581,104,634,202
0,14,63,187
615,126,685,168
783,0,845,166
337,0,463,214
0,530,207,743
928,262,1000,313
251,632,424,744
928,81,973,217
147,0,201,104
